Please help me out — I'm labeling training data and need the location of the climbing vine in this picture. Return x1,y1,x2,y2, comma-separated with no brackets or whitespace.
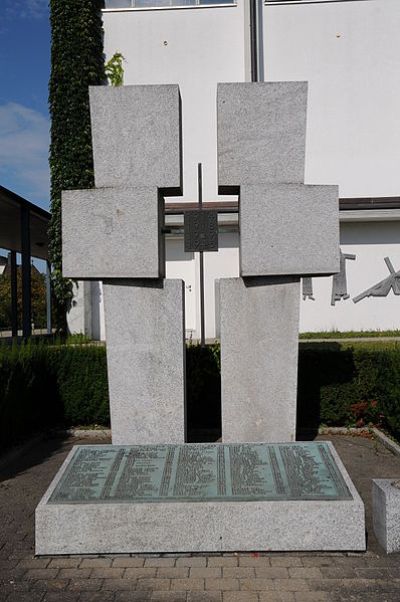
48,0,105,330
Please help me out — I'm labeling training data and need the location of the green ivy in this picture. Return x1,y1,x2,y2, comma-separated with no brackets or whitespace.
48,0,105,331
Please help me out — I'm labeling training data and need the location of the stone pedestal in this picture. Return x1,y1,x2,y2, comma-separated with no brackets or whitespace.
36,441,365,555
219,277,300,442
373,479,400,553
103,279,186,445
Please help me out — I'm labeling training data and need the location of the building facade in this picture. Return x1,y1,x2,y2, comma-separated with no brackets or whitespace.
69,0,400,339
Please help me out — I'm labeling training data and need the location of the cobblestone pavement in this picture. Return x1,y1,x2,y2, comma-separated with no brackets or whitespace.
1,433,400,602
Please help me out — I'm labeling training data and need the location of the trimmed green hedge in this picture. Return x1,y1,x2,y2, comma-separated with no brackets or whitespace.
1,340,399,451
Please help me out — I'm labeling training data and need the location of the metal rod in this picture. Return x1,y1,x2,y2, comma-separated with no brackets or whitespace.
198,163,205,347
46,261,52,335
9,251,18,338
20,206,32,338
250,0,258,82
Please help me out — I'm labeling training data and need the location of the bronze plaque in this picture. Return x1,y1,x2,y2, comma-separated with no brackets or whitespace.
184,210,218,252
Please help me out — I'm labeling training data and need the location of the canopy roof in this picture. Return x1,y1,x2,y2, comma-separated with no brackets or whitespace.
0,185,50,261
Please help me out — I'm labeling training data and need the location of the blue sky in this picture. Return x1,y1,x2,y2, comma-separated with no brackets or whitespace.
0,0,51,210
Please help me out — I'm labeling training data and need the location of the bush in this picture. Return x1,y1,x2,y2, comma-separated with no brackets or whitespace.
1,339,400,452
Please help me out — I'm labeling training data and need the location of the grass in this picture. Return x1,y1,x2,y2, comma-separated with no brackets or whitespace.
299,330,400,340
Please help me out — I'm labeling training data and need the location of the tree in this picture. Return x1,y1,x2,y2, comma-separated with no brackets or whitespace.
48,0,105,331
0,266,47,330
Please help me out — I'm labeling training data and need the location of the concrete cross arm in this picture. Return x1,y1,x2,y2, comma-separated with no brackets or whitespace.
61,186,165,280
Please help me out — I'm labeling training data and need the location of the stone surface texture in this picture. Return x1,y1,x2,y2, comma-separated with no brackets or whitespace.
62,186,164,279
89,85,182,193
373,479,400,553
35,442,365,555
217,82,308,193
219,277,300,443
240,184,340,277
103,279,186,445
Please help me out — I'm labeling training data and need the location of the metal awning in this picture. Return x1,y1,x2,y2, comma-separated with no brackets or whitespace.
0,185,50,260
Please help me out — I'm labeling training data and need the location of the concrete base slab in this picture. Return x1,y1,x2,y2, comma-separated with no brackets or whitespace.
373,479,400,553
103,279,186,445
219,277,300,443
35,441,365,555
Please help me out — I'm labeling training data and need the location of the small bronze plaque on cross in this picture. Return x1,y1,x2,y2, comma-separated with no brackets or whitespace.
184,210,219,253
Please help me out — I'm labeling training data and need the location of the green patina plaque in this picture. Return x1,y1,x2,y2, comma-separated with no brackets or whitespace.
49,442,352,504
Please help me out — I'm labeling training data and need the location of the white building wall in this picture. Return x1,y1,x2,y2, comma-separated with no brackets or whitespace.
264,0,400,198
84,1,400,340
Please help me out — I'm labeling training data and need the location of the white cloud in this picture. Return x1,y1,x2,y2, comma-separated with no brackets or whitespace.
0,103,50,201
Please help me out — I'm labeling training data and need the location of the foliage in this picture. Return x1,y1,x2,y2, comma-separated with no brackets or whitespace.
48,0,105,331
105,52,125,87
0,340,109,451
2,340,400,451
0,267,48,330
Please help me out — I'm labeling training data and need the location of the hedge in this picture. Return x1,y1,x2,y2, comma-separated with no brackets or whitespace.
1,340,399,451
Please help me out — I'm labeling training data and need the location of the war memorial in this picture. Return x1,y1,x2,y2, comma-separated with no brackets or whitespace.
35,81,366,554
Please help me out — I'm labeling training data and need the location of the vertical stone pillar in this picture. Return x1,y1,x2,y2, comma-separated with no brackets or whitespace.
217,82,340,442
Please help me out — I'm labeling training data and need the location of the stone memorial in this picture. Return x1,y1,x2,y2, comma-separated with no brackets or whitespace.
36,441,364,554
217,82,340,443
36,81,365,555
373,479,400,553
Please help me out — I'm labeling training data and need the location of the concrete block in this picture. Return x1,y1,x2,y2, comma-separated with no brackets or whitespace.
217,82,308,193
35,441,365,555
89,84,182,193
219,276,300,443
373,479,400,553
62,186,164,279
240,184,340,277
103,279,186,445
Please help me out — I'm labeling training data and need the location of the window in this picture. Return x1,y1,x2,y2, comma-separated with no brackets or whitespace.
104,0,235,9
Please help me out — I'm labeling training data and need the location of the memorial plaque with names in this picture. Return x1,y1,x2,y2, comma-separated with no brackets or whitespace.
184,210,218,253
49,442,351,504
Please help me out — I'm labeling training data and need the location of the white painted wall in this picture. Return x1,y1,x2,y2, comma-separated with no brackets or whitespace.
81,0,400,340
103,3,247,202
300,220,400,332
264,0,400,198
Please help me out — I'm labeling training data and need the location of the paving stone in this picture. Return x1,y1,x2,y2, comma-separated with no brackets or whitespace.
80,558,112,568
354,567,391,579
269,557,304,567
42,593,80,602
170,578,204,591
124,567,157,579
222,567,255,578
223,592,258,601
48,558,81,569
190,568,222,579
78,593,115,602
288,567,323,579
157,567,189,578
145,558,177,568
58,569,91,579
207,557,238,568
102,578,138,590
255,567,288,579
205,578,239,591
273,579,310,591
67,579,103,591
116,593,186,602
320,567,357,579
187,593,222,602
92,567,124,578
301,557,338,567
112,557,145,568
137,578,171,591
25,569,59,580
17,557,50,569
240,578,276,591
294,594,331,602
239,556,272,567
5,594,45,602
258,594,295,602
176,557,207,568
